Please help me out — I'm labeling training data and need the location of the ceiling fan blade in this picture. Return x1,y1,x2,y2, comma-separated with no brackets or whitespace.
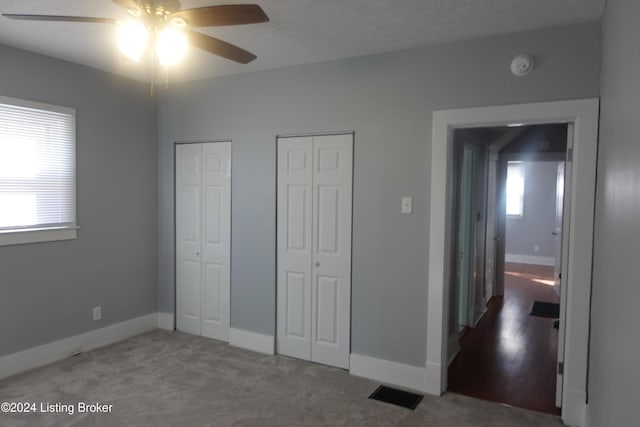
172,5,269,27
187,30,257,64
2,14,116,24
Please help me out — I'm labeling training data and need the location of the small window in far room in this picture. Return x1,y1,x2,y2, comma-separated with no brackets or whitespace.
506,161,525,217
0,96,77,246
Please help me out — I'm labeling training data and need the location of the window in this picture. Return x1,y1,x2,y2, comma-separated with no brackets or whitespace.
506,161,525,217
0,96,76,246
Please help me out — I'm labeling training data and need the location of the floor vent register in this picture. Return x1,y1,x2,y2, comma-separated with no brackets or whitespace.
368,385,424,410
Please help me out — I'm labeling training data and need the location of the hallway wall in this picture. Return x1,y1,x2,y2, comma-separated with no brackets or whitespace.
506,161,559,263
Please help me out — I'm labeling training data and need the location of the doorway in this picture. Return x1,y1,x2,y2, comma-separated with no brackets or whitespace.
448,125,568,415
426,99,599,427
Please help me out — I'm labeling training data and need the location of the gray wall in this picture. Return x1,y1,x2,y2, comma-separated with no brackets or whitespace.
589,1,640,425
0,44,158,356
158,23,600,366
505,161,558,259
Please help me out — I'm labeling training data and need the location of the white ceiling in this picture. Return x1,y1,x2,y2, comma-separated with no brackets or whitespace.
0,0,606,83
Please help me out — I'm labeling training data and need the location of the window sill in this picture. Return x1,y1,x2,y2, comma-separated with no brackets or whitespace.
0,227,78,246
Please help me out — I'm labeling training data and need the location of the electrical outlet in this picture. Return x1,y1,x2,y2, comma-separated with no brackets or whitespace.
92,306,102,321
534,245,540,253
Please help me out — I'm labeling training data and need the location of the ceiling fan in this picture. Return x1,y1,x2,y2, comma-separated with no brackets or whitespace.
2,0,269,65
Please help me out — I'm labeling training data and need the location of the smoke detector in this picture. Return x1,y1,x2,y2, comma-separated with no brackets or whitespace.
511,54,534,77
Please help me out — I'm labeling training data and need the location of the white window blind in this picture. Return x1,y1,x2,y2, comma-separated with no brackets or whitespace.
0,96,76,236
506,161,525,217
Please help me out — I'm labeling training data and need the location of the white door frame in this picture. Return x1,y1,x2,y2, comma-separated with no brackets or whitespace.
426,99,598,427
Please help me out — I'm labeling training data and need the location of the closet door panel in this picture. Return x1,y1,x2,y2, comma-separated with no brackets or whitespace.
277,134,352,369
311,134,352,369
176,142,231,341
202,142,231,341
176,144,203,335
277,137,313,360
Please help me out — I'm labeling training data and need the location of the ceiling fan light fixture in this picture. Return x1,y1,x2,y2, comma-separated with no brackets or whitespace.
6,2,268,70
117,21,149,62
156,27,187,66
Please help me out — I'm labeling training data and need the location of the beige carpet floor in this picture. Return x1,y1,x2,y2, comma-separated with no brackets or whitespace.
0,330,563,426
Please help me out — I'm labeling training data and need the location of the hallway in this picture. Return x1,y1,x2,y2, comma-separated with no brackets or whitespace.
447,262,561,415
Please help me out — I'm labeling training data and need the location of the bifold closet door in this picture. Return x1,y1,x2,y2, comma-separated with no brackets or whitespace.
277,134,353,369
176,142,231,342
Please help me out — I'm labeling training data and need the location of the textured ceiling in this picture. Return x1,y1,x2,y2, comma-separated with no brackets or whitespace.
0,0,606,83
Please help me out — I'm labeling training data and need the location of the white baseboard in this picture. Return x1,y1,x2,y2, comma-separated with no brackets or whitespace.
349,353,426,393
563,389,588,427
424,360,443,395
157,312,175,331
505,253,555,266
229,327,274,355
0,313,158,380
584,404,591,427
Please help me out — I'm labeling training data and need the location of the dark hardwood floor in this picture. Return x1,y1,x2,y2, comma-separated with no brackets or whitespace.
447,262,561,416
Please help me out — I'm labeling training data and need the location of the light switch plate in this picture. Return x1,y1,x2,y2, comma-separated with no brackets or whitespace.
401,197,413,214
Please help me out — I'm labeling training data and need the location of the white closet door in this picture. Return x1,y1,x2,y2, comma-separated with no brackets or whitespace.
277,137,313,360
277,134,352,369
176,142,231,342
201,142,231,341
176,144,203,335
311,134,352,369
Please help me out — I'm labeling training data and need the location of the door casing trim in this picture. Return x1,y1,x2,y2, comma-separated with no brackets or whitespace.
426,99,599,427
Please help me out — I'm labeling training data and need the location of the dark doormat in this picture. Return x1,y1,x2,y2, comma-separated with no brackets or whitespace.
368,385,423,410
530,301,560,318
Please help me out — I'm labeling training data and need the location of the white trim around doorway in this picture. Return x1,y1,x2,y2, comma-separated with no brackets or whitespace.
426,99,599,427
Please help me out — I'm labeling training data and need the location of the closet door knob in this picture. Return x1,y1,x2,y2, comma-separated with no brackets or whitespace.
315,262,320,267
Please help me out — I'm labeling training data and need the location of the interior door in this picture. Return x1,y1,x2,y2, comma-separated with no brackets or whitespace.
556,125,573,408
176,144,203,336
495,158,507,297
310,134,353,369
484,150,499,303
277,134,353,369
276,136,313,361
176,142,231,342
201,142,231,341
457,144,475,329
553,161,565,297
